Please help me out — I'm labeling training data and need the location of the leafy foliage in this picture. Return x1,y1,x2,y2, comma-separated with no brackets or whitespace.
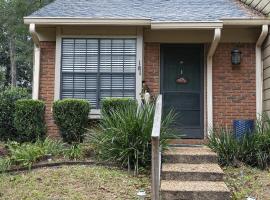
0,138,85,171
8,141,45,168
89,102,176,174
0,157,11,172
208,128,238,166
208,115,270,169
0,87,30,141
0,0,54,87
14,99,46,142
64,144,83,160
53,99,90,143
101,97,137,116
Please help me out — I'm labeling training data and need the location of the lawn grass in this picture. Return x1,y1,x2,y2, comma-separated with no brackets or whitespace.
223,165,270,200
0,165,150,200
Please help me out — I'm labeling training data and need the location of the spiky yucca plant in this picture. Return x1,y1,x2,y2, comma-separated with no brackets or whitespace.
89,102,176,174
208,128,238,166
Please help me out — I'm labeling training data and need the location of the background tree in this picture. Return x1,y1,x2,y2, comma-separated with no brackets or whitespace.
0,0,54,89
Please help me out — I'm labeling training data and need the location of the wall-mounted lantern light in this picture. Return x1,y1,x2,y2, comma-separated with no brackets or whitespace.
231,48,241,65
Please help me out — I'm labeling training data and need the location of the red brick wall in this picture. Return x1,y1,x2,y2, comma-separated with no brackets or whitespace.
144,43,160,96
213,43,256,127
39,41,255,136
39,42,59,138
143,42,256,129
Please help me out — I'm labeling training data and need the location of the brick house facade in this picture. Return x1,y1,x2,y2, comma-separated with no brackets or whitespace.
38,41,257,138
26,0,268,140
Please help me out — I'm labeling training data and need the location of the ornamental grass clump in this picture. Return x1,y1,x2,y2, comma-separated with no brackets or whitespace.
208,114,270,169
89,102,176,174
208,128,238,166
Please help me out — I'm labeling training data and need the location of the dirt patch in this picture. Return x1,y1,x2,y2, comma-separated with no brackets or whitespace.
223,165,270,200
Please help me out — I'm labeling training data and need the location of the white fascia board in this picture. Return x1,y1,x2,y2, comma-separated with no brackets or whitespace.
24,17,270,28
222,18,270,26
151,21,223,29
24,17,151,26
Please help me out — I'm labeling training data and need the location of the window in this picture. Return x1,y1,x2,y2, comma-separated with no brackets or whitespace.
61,38,137,108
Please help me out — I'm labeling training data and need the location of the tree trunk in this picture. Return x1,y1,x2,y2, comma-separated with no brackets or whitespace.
9,38,16,86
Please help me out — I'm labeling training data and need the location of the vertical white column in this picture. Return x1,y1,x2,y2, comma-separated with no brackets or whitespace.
256,25,268,118
54,27,62,101
136,27,144,103
32,45,40,100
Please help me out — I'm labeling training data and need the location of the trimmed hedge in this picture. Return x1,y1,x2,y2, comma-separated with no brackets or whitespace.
0,87,30,141
101,98,137,115
14,100,46,142
53,99,90,143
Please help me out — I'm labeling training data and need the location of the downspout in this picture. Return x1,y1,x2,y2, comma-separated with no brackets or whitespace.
207,28,221,136
256,25,268,118
29,23,40,100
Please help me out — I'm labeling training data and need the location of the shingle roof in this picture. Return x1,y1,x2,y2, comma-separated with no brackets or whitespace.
28,0,264,21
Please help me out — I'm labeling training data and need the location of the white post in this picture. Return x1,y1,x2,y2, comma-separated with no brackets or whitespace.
136,27,143,104
256,25,268,118
54,27,62,101
29,24,40,100
207,28,221,136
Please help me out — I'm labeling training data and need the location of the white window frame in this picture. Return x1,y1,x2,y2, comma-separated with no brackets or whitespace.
54,28,143,114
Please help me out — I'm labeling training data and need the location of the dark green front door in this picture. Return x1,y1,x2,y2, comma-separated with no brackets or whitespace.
161,44,204,139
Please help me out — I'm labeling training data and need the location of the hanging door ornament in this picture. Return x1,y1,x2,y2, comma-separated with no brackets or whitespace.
176,61,188,84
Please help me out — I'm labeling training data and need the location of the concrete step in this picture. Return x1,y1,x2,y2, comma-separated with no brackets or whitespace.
163,147,218,164
162,163,224,181
161,180,231,200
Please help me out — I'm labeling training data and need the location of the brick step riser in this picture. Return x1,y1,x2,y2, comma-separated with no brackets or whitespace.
161,191,231,200
161,172,224,182
163,155,218,164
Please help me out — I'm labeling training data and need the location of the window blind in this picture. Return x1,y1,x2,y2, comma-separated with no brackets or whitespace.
61,38,136,108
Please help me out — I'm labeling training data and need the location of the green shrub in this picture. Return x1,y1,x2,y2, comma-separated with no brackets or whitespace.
0,158,11,172
53,99,90,143
208,117,270,169
7,141,44,168
101,98,137,115
238,130,270,169
0,87,30,141
5,138,83,169
39,137,66,156
0,138,90,171
89,102,176,174
14,100,46,142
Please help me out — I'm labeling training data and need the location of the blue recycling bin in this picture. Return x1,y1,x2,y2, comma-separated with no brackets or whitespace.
233,120,254,140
